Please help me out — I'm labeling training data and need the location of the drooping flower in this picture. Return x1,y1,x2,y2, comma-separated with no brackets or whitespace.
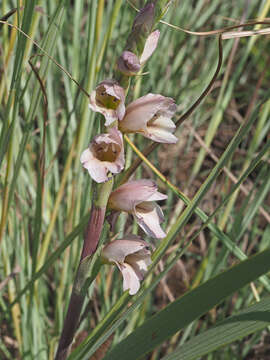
80,128,125,183
119,93,178,144
89,80,125,126
117,30,160,76
108,179,167,238
102,236,152,295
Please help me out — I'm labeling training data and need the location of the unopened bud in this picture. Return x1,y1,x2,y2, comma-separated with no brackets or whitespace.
117,51,141,76
132,3,155,33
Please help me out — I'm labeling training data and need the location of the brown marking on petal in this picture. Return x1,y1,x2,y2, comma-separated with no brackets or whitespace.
95,86,120,110
135,201,153,214
147,113,159,126
92,142,120,162
111,143,116,153
96,146,105,152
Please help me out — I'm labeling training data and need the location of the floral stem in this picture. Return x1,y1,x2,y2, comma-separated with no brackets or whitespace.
55,178,113,360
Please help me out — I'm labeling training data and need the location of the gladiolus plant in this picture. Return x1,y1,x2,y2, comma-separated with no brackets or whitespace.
55,2,176,358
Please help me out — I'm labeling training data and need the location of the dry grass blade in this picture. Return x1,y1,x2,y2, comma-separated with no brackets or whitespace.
222,26,270,39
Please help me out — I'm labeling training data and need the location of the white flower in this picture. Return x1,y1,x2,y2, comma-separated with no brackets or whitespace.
119,93,177,144
89,80,125,126
80,128,125,183
102,236,152,295
109,179,167,238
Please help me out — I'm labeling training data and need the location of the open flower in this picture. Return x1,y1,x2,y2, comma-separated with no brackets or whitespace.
119,93,178,143
117,30,160,76
89,80,125,126
109,179,167,238
102,236,152,295
80,128,125,183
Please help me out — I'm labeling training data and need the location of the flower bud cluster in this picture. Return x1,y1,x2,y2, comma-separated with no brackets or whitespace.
80,2,177,295
117,30,160,76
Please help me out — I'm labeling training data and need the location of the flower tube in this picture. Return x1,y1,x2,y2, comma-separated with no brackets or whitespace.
109,179,167,238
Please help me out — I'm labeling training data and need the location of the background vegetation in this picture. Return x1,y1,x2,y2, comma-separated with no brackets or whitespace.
1,0,270,359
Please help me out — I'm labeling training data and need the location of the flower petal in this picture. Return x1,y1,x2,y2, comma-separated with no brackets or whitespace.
135,202,166,238
80,147,94,164
89,90,117,126
120,94,177,144
102,238,148,264
80,148,109,183
81,128,125,183
120,94,165,132
102,236,152,295
126,253,152,279
146,127,178,144
146,191,168,202
120,263,141,295
140,30,160,64
89,80,125,125
109,179,160,212
146,114,178,143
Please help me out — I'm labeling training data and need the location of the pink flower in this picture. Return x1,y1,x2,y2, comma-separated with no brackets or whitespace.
80,128,125,183
89,80,125,126
119,93,178,144
117,30,160,76
109,179,167,238
102,236,152,295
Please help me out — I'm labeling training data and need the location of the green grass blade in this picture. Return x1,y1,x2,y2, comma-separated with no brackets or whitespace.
162,296,270,360
103,248,270,360
9,214,89,308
